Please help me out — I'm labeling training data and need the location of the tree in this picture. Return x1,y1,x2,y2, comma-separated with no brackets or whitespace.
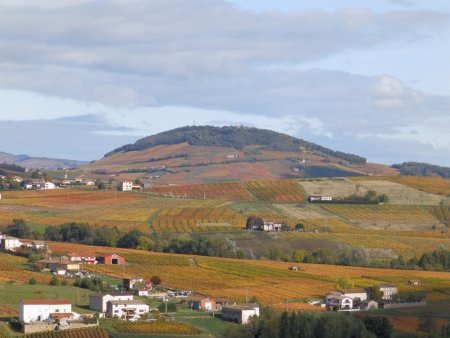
362,316,393,338
291,250,305,263
28,277,37,285
6,218,31,238
294,223,304,232
246,216,263,230
49,276,59,286
150,275,162,285
281,222,291,232
117,230,143,248
336,277,354,290
367,286,384,302
268,245,281,260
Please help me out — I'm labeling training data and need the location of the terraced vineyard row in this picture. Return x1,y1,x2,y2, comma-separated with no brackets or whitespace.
24,327,109,338
148,179,306,203
321,205,437,222
149,181,251,200
113,321,202,335
150,208,246,233
427,206,450,223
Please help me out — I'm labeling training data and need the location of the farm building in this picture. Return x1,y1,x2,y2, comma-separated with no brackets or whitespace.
98,253,125,265
65,252,97,265
37,259,80,275
378,284,398,300
0,235,23,251
123,277,152,291
221,304,260,324
106,300,149,320
119,182,142,191
262,221,282,232
325,293,353,311
408,280,421,286
89,292,134,313
186,296,217,311
19,299,72,323
308,195,333,203
340,289,368,301
32,241,46,250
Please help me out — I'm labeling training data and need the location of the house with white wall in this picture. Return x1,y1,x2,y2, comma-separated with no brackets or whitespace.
106,300,149,320
221,304,260,324
19,299,72,323
0,236,23,251
89,293,134,313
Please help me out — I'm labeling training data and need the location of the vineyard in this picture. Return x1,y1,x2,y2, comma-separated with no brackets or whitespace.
0,253,52,284
428,206,450,223
113,321,202,335
24,327,108,338
151,208,245,233
351,176,450,196
148,179,305,203
149,181,251,201
321,205,438,223
39,241,450,305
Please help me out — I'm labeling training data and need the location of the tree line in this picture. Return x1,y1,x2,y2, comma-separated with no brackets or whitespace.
4,219,450,273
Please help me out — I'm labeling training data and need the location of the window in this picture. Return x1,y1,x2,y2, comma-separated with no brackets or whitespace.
114,310,119,313
55,309,60,313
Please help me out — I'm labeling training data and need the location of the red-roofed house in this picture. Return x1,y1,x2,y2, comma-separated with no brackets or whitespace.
19,299,72,323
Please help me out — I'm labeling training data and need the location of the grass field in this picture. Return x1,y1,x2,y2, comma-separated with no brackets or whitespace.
351,176,450,196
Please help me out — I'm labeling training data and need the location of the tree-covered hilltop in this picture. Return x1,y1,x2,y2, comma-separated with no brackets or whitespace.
392,162,450,178
105,125,367,164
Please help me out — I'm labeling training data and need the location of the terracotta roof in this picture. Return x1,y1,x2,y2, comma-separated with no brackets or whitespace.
21,299,71,305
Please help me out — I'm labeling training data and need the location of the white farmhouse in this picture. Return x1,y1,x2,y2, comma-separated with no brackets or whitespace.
325,293,353,310
44,182,56,190
19,299,72,323
378,284,398,300
0,236,23,251
106,300,149,320
221,304,260,324
341,289,368,301
89,292,134,313
120,182,133,191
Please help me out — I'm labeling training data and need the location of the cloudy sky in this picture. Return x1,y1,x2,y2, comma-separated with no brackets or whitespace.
0,0,449,165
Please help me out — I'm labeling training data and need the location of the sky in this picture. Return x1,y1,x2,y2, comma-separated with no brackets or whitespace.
0,0,449,166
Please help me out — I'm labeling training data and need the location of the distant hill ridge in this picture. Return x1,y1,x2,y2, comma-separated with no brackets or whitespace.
105,125,367,164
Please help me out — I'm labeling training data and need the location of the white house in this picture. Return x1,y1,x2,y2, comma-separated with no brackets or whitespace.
44,182,56,190
221,304,260,324
66,252,97,265
32,241,46,250
378,284,398,300
89,293,134,313
19,299,72,323
106,300,149,321
325,293,353,310
120,182,133,191
262,221,282,232
0,236,23,251
341,289,368,301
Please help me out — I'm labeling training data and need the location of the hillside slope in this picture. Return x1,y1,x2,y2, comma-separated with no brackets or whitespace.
0,151,86,170
81,126,398,184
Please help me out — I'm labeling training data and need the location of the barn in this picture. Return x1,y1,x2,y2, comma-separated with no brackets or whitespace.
98,253,125,265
